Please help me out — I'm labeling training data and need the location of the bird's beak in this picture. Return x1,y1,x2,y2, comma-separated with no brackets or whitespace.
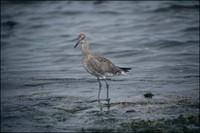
74,41,80,48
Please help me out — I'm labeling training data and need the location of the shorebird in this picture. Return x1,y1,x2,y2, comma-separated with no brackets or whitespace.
74,33,131,107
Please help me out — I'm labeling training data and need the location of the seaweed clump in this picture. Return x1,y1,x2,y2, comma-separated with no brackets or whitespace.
121,114,199,133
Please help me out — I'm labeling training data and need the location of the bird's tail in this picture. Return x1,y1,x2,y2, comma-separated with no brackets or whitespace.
118,67,131,73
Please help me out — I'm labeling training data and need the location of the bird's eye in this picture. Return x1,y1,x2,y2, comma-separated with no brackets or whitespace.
81,36,85,40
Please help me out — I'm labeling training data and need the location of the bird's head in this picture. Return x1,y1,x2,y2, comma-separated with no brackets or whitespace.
74,33,86,48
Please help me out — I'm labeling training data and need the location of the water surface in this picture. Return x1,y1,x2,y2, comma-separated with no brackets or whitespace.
1,1,199,132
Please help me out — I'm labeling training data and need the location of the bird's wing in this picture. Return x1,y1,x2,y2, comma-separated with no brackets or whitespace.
85,54,121,76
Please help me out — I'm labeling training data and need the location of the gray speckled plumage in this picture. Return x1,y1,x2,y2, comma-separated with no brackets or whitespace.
74,33,131,108
83,53,123,77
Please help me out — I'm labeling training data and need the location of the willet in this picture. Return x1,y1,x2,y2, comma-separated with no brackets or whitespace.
74,33,131,108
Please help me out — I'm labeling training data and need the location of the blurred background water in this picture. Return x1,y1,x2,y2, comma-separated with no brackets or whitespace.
1,1,199,132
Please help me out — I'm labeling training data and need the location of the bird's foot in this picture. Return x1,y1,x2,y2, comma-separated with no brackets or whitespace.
106,98,110,102
97,99,100,103
96,99,110,102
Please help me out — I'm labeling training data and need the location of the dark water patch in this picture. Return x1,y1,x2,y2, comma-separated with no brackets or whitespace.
182,26,200,32
61,11,83,15
2,0,42,4
1,20,18,28
93,0,106,5
97,11,121,15
22,82,54,87
0,41,10,48
163,75,199,80
153,3,199,13
1,20,18,38
32,101,54,107
182,75,199,79
1,114,19,120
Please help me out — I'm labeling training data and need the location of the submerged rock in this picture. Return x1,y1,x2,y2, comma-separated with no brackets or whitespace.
144,92,154,98
126,109,136,113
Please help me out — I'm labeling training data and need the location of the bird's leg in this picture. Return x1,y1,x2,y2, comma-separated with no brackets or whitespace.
97,77,103,111
97,77,102,104
104,79,110,109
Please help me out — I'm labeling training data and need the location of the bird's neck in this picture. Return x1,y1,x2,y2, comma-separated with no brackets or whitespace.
81,40,92,56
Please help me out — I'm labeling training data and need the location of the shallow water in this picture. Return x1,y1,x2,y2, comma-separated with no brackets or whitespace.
1,1,199,132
